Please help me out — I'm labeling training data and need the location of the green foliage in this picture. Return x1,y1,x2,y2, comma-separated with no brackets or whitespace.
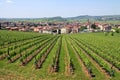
0,23,1,29
79,26,87,31
91,24,97,29
0,31,120,80
115,28,120,33
111,32,114,36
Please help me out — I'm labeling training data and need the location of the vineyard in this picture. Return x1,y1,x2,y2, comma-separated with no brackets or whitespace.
0,30,120,80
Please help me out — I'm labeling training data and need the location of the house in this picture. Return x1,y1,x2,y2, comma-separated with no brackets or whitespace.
1,22,8,27
10,27,19,31
73,26,79,33
34,26,42,32
5,27,11,30
61,27,67,34
103,24,112,31
118,26,120,28
9,22,16,27
38,25,62,34
42,29,52,34
19,28,26,31
97,24,104,30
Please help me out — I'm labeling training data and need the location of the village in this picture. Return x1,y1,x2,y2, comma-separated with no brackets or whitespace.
0,21,120,34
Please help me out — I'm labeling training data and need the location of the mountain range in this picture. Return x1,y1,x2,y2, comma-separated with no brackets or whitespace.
0,15,120,22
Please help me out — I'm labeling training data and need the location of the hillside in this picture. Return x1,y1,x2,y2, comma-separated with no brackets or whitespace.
0,15,120,22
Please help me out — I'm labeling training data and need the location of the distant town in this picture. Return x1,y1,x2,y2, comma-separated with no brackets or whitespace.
0,15,120,34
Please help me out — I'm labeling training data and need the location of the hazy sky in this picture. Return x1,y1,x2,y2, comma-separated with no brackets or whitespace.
0,0,120,18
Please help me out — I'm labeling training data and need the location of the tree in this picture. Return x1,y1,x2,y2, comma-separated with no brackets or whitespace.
0,23,1,29
34,24,38,27
79,26,87,31
111,32,114,36
91,24,97,29
115,28,120,33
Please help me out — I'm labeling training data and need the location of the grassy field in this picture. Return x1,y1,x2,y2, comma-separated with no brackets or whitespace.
0,30,120,80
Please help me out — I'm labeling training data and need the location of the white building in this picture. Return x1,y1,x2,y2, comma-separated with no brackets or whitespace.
61,27,67,34
42,29,52,34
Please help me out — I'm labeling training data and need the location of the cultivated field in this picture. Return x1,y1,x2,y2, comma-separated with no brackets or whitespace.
0,30,120,80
